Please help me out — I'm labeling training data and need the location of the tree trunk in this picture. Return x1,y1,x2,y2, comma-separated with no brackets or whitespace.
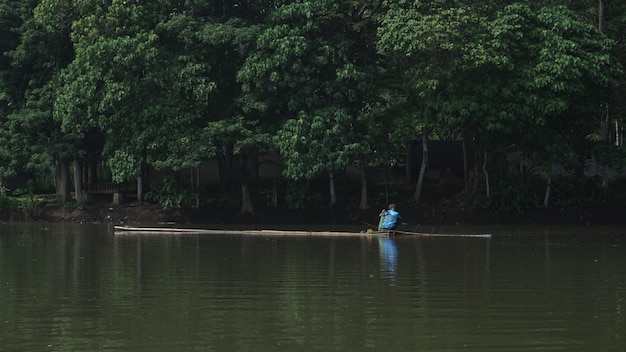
482,152,490,197
598,0,604,33
73,159,86,204
462,139,468,188
543,174,552,208
216,144,234,190
271,164,279,207
195,166,200,208
597,0,612,152
328,171,336,207
189,166,200,208
240,183,255,215
135,158,151,202
238,154,256,214
87,160,97,184
136,174,143,202
413,132,428,204
56,159,71,202
358,162,368,210
600,103,610,140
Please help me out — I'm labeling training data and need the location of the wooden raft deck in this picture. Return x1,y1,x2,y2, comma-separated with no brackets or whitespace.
113,226,491,238
113,226,389,237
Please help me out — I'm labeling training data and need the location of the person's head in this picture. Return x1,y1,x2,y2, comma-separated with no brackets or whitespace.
388,203,396,210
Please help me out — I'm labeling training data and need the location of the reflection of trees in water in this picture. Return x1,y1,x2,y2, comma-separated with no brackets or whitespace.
378,238,398,285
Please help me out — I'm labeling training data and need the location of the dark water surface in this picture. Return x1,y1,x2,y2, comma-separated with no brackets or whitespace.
0,223,624,351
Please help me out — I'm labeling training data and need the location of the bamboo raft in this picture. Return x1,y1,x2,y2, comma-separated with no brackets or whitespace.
113,226,492,238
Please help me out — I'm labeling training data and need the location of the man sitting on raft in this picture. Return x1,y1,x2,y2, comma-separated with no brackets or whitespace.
378,204,400,231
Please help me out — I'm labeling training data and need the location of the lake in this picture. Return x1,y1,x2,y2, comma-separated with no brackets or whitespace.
0,223,624,351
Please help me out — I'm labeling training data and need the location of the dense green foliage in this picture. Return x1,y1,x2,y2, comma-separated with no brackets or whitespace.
1,0,625,212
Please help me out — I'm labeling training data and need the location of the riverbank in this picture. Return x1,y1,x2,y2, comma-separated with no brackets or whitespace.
1,198,624,226
2,176,624,226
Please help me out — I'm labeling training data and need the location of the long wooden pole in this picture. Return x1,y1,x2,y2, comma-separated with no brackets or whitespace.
391,229,491,238
361,222,491,238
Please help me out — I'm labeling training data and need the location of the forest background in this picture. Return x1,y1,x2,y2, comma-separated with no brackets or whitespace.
1,0,626,226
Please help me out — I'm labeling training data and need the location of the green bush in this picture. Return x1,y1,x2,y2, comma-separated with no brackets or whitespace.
475,177,540,214
10,180,45,217
0,195,13,212
285,182,323,209
551,177,597,205
146,175,197,209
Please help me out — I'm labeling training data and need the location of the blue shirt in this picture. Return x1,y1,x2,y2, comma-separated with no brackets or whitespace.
381,209,399,229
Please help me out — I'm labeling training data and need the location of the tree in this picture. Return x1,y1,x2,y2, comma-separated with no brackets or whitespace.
239,0,382,209
156,3,268,212
53,1,211,202
0,0,35,193
2,0,77,201
378,1,621,209
52,0,270,210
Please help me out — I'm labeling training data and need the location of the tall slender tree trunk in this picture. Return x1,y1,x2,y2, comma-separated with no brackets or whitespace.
193,166,200,208
271,166,279,207
597,0,614,186
268,157,282,207
462,139,468,188
482,152,490,197
240,183,254,215
596,0,609,140
543,174,552,208
56,158,70,202
413,132,428,204
136,175,143,202
358,162,368,210
73,159,86,204
136,162,144,202
87,160,97,184
600,103,610,140
598,0,604,33
328,171,336,206
239,154,255,215
216,144,234,191
134,150,151,203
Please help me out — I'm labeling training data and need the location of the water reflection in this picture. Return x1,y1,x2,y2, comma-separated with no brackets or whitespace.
1,224,626,351
378,237,398,285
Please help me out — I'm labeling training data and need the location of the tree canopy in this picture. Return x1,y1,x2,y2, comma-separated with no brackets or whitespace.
1,0,625,212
